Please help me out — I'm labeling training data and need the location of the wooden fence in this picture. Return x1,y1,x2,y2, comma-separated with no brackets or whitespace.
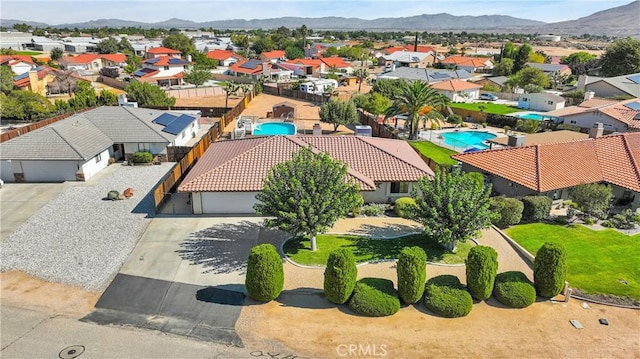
98,76,128,90
357,110,399,139
165,86,225,98
262,86,350,103
1,108,95,143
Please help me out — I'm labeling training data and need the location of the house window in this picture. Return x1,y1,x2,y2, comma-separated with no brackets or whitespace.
96,153,102,163
181,131,186,138
570,120,577,124
547,101,553,105
390,182,409,194
164,66,169,70
138,143,151,152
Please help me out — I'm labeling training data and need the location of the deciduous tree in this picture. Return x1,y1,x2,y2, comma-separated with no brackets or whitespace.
183,65,211,87
254,146,361,252
96,37,119,54
50,47,64,61
319,99,359,132
568,183,613,218
161,33,195,56
0,91,54,122
1,65,15,94
124,81,176,108
599,37,640,77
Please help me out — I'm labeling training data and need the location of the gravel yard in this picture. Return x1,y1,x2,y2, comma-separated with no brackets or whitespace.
0,164,171,290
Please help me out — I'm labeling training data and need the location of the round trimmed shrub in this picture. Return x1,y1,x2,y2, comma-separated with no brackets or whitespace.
394,197,418,219
324,249,357,304
397,246,427,304
465,245,498,300
533,242,568,298
490,196,524,228
348,278,400,317
245,244,284,302
132,151,153,163
522,196,552,222
424,275,473,318
493,271,536,308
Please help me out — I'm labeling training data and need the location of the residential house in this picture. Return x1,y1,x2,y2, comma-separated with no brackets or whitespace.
546,97,640,133
205,49,244,67
471,76,508,90
260,50,287,63
517,92,566,112
378,51,434,69
319,57,353,74
440,56,494,73
577,73,640,98
13,65,88,96
0,55,36,75
145,46,182,60
285,58,324,77
383,45,436,55
229,59,293,80
0,106,200,183
525,62,571,77
60,53,127,75
177,136,434,214
453,131,640,211
99,53,128,68
304,43,346,58
376,67,472,84
486,130,589,149
133,56,192,87
130,42,162,57
430,79,482,102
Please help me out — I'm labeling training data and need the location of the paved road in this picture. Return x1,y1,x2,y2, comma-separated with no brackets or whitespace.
1,305,250,359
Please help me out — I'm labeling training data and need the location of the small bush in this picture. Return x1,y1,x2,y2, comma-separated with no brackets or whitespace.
324,249,358,304
362,203,386,216
601,220,614,228
397,247,427,304
245,244,284,302
132,151,153,163
521,196,552,222
481,122,487,128
447,114,463,125
424,275,473,318
430,123,439,130
351,195,364,217
490,196,524,228
611,209,638,229
584,217,595,225
533,242,568,298
554,216,569,225
349,278,400,317
493,271,536,308
465,246,498,300
394,197,418,219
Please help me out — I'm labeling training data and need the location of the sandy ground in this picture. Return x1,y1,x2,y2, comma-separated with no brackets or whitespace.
174,94,244,108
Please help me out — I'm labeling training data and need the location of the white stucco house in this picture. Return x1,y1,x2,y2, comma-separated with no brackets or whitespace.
0,55,36,75
0,107,199,183
546,97,640,133
430,79,482,102
517,92,566,112
177,136,434,214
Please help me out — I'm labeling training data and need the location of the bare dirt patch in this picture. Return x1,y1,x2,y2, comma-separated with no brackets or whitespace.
174,94,244,108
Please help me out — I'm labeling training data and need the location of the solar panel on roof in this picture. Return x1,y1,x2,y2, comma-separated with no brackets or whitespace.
146,57,160,64
626,74,640,84
162,114,195,135
623,101,640,111
431,73,450,79
169,58,186,64
240,59,262,69
152,113,178,126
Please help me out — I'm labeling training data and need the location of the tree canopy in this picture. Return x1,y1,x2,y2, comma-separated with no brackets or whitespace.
0,91,54,122
412,168,493,250
96,37,119,54
569,183,613,218
513,43,532,73
124,81,176,108
254,146,361,251
599,37,640,77
50,47,64,61
183,65,211,87
319,99,359,132
1,65,15,94
161,33,196,56
492,58,514,76
352,68,369,93
507,66,550,89
285,46,304,60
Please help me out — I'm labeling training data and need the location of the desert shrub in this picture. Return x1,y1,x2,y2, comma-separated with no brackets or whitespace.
245,244,284,302
533,242,568,298
132,151,153,163
324,249,358,304
486,113,518,128
424,275,473,318
348,278,400,317
397,247,427,304
521,196,552,222
490,196,524,228
554,216,569,225
584,217,595,225
362,203,386,216
465,246,498,300
447,114,463,125
601,220,615,228
611,209,638,229
493,271,536,308
394,197,418,219
351,195,364,217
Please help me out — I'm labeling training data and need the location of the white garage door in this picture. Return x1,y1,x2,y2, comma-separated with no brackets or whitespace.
21,161,78,182
1,161,14,182
201,192,259,214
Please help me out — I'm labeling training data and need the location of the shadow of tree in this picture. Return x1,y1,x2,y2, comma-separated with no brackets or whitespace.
176,220,288,274
345,222,423,239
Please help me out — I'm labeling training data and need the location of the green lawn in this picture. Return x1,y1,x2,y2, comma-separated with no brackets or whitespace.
505,223,640,300
449,102,519,115
283,233,473,266
409,141,458,167
14,51,42,56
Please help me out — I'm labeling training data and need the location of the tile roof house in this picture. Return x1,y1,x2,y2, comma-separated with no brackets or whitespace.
260,50,287,63
133,56,192,87
60,53,127,74
525,62,572,77
285,58,324,77
383,45,436,55
145,46,182,59
177,135,434,214
577,73,640,98
377,67,472,84
0,106,200,183
430,79,482,102
12,65,90,97
453,132,640,211
378,51,436,69
205,49,244,66
546,97,640,133
319,56,353,73
229,59,293,80
440,56,494,73
0,55,36,75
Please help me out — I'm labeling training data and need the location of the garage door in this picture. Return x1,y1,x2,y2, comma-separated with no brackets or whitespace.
21,161,78,182
201,192,259,214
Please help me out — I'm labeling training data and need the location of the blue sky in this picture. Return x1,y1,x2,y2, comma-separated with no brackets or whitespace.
0,0,633,25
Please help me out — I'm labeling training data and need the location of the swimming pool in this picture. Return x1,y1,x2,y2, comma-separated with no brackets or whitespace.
441,131,496,150
252,122,297,136
516,113,558,121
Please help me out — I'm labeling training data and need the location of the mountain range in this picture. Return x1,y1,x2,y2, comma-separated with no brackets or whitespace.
1,1,638,36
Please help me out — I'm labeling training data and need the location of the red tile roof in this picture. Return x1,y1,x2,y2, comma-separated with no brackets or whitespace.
0,55,35,65
61,54,100,64
229,60,264,75
320,57,350,68
143,55,191,67
453,133,640,192
430,79,482,91
99,53,127,63
206,49,244,61
146,46,181,54
178,135,434,193
384,45,436,54
261,50,286,59
286,58,322,69
441,56,492,68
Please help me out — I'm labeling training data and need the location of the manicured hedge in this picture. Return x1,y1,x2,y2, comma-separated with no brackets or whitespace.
486,113,518,128
465,246,498,300
324,248,357,304
394,197,418,219
534,242,568,298
490,196,524,228
132,151,153,163
348,278,400,317
521,196,553,222
245,244,284,302
397,246,427,304
424,275,473,318
493,271,536,308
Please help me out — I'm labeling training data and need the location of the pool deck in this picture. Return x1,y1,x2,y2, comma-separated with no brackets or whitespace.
419,126,508,152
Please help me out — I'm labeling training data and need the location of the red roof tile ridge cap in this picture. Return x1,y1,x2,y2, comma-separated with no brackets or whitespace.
357,137,432,177
621,134,640,188
534,144,542,192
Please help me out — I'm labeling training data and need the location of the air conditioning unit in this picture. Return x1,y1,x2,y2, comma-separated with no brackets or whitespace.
355,125,372,137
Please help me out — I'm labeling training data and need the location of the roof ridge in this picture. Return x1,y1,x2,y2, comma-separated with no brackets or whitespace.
534,144,542,192
357,136,432,178
123,107,172,142
620,134,640,187
50,120,88,160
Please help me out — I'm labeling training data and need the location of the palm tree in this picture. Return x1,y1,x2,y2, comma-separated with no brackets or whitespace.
516,119,540,134
384,80,447,140
352,68,369,93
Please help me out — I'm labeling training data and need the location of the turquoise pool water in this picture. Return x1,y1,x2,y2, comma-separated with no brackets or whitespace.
441,131,496,149
252,122,297,136
517,113,558,121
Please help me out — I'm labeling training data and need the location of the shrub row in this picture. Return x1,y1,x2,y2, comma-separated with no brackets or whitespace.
424,275,473,318
465,246,498,300
493,271,536,308
349,278,401,317
485,113,518,128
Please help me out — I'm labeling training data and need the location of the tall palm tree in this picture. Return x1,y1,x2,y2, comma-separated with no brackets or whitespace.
352,68,369,93
384,80,447,140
